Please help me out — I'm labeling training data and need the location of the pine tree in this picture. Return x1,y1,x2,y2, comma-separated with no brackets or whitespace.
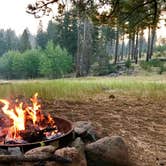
0,30,7,55
36,20,48,49
5,29,19,51
19,29,31,52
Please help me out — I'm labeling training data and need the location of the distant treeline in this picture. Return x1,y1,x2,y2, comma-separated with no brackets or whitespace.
0,11,166,79
0,29,32,55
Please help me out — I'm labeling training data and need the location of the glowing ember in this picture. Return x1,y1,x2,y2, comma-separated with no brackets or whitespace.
0,93,59,144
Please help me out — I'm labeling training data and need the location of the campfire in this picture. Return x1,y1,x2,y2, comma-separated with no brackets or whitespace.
0,93,71,146
0,94,129,166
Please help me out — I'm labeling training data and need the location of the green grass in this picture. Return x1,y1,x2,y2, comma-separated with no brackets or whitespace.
0,75,166,100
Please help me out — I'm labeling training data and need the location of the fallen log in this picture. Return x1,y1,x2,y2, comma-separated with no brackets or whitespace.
0,154,72,163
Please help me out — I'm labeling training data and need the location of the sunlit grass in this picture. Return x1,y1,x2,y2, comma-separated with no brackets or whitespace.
0,75,166,100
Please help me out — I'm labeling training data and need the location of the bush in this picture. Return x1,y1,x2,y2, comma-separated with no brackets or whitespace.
0,51,23,79
108,64,118,73
0,50,42,79
90,62,119,76
11,52,26,78
39,41,73,78
22,49,41,78
125,59,132,68
159,65,165,74
154,45,166,58
140,61,152,71
0,41,73,79
140,59,166,74
90,62,110,76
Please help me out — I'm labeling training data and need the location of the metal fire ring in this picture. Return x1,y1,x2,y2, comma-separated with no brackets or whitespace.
0,116,73,151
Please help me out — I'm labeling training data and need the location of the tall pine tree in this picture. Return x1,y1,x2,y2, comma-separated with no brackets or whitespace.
19,29,31,52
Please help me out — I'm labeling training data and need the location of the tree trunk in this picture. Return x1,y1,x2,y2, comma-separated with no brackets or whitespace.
149,27,156,59
76,19,82,77
149,0,157,59
121,34,125,61
139,30,144,59
134,31,139,64
128,33,131,60
82,19,93,75
146,26,151,62
76,18,93,77
110,39,113,56
111,38,115,56
114,27,119,64
131,32,135,60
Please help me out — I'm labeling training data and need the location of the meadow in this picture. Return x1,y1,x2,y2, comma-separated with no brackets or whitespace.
0,75,166,165
0,75,166,100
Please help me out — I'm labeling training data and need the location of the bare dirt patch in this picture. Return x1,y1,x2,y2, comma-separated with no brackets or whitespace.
43,92,166,166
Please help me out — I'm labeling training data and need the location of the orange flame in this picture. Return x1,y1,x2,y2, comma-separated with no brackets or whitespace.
0,99,25,138
0,93,56,141
26,93,41,125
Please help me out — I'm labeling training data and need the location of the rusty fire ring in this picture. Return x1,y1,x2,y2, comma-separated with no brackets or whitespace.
0,116,73,151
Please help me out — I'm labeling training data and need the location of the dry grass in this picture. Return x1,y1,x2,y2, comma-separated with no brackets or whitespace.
0,75,166,100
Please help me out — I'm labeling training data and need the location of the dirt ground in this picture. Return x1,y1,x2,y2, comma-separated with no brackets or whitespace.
43,92,166,166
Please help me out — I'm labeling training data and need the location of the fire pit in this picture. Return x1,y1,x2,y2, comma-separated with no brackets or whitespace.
0,93,73,151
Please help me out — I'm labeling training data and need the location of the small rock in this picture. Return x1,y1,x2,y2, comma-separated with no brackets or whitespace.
71,137,87,166
53,147,87,166
109,94,115,99
85,136,129,166
119,71,124,75
159,159,166,166
74,121,97,142
25,145,56,156
109,73,119,77
8,147,23,156
23,146,56,166
74,121,92,135
71,137,85,154
0,148,10,155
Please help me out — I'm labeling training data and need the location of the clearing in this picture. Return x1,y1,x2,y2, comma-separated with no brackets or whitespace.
44,92,166,166
0,76,166,165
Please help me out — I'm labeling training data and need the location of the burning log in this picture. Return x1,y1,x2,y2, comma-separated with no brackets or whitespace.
0,154,72,163
46,132,63,140
0,93,65,145
4,127,61,144
0,93,73,150
19,126,58,143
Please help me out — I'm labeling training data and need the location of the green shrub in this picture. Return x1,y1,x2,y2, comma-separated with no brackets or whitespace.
90,63,100,76
90,63,109,76
11,52,26,78
154,45,166,57
22,49,41,78
0,50,41,79
158,65,166,74
0,41,73,79
108,64,117,73
140,61,152,71
149,59,163,67
125,59,132,68
39,41,73,78
140,59,166,74
0,51,22,79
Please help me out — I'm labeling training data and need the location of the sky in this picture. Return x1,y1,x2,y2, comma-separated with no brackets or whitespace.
0,1,165,39
0,0,50,35
157,11,166,42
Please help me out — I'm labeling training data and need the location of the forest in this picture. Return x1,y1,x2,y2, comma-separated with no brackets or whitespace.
0,0,166,79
